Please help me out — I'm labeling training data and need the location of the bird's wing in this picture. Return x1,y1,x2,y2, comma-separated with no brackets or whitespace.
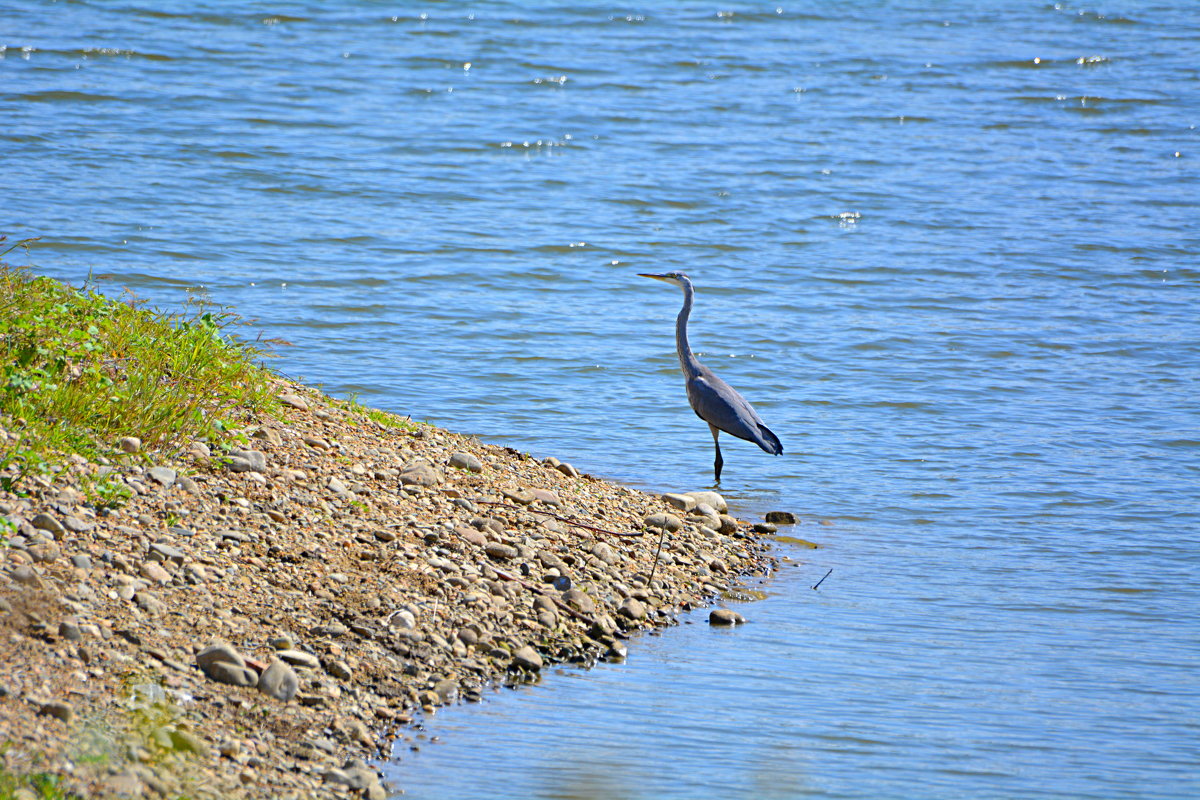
686,368,781,454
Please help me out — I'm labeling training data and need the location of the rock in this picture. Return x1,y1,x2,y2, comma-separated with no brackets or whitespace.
662,492,696,512
643,513,683,533
63,515,93,533
456,526,487,547
28,543,61,564
561,588,596,614
101,771,144,798
511,645,543,671
765,510,797,524
9,565,46,588
146,466,177,487
258,660,300,701
251,426,283,446
554,462,580,478
268,634,294,650
168,728,210,756
399,461,441,487
752,521,777,534
590,541,617,565
197,642,246,674
433,678,457,702
471,516,504,535
59,620,83,641
687,491,728,513
148,542,185,566
70,554,93,570
484,543,517,561
207,662,259,687
709,608,746,626
39,701,74,723
227,449,268,473
530,488,561,506
618,597,647,620
389,609,416,630
448,452,483,473
139,561,172,584
502,488,536,506
374,528,397,543
276,649,321,670
342,718,373,747
323,768,354,788
118,436,141,454
30,513,65,536
279,392,309,410
135,592,167,616
327,660,353,681
718,515,739,535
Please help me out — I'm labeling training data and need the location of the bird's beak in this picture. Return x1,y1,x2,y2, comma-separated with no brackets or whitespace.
638,273,670,282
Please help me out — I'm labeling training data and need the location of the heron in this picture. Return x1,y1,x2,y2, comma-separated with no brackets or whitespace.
639,271,782,482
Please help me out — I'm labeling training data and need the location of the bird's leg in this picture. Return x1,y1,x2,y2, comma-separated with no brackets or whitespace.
709,424,723,483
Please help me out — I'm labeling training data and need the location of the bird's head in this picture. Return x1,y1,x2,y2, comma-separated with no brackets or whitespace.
638,271,690,288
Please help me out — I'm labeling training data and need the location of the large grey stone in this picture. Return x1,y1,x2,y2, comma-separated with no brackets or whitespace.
512,645,543,671
146,467,177,487
643,513,683,532
686,491,728,513
30,513,65,536
709,608,746,626
148,543,185,566
207,662,259,687
226,449,268,473
275,649,321,670
448,452,483,473
561,588,596,614
618,597,647,621
196,642,246,675
278,393,309,410
661,493,696,512
399,461,441,487
258,660,299,701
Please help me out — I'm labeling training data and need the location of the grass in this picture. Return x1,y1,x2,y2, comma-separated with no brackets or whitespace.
0,236,279,494
0,746,81,800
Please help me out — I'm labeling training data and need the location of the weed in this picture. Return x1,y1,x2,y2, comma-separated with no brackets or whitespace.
0,253,280,495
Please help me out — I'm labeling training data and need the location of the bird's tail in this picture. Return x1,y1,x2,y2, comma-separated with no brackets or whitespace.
757,424,783,456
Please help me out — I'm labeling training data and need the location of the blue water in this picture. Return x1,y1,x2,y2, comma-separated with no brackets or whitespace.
4,2,1199,798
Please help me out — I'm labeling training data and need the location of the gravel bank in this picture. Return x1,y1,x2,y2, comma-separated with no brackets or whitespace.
0,377,774,798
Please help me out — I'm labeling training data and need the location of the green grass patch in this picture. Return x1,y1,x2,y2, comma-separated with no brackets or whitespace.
0,238,279,493
0,750,82,800
334,392,419,432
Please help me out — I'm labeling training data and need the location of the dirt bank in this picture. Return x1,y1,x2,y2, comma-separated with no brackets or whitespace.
0,376,774,798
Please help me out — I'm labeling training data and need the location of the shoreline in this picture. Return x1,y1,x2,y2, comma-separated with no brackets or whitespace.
1,373,776,798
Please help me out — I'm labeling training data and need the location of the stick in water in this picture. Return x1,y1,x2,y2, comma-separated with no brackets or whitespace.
812,568,833,591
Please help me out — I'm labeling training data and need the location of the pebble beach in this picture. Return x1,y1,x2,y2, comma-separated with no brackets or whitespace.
0,375,775,799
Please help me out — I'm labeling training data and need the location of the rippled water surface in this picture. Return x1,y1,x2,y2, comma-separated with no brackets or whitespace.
5,2,1199,798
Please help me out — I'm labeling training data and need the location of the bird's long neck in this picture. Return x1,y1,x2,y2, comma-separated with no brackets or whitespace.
675,280,703,379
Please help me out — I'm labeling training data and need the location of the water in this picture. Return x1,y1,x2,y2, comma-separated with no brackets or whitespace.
4,2,1199,797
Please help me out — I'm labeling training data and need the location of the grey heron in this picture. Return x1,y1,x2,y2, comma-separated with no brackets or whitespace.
639,271,783,482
